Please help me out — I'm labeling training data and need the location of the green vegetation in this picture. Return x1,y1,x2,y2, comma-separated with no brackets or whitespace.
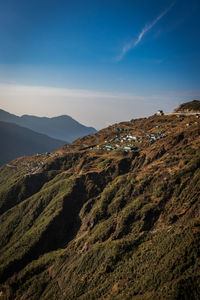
175,100,200,112
0,111,199,299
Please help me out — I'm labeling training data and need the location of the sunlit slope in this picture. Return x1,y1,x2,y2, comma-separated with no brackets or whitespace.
174,100,200,113
0,112,199,299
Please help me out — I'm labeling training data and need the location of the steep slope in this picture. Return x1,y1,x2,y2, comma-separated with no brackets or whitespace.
0,121,65,166
0,112,199,299
0,109,97,142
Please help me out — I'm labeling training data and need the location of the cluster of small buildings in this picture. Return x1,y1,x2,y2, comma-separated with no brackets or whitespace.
37,152,59,158
96,144,138,153
26,161,44,174
24,152,60,175
146,131,167,143
105,134,139,144
119,134,139,142
92,121,168,153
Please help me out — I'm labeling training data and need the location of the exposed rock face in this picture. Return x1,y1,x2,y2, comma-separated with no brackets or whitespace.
0,109,200,299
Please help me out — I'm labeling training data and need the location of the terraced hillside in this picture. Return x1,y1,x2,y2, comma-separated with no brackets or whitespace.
0,111,199,299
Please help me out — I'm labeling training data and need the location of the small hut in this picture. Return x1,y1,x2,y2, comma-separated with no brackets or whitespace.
156,110,164,116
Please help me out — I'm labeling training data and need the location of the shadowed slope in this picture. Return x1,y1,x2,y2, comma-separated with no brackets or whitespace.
0,121,65,165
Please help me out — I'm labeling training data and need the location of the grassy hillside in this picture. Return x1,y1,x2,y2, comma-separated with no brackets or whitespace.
174,100,200,113
0,112,199,299
0,121,65,166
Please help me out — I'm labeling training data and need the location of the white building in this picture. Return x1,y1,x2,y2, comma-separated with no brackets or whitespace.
156,110,164,116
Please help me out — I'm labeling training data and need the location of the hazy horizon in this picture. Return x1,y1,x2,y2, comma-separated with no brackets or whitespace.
0,0,199,129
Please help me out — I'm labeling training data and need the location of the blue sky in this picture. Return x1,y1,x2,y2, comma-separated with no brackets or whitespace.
0,0,199,128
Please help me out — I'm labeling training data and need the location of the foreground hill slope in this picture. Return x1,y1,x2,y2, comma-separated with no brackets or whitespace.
0,111,199,299
0,109,97,142
0,121,65,166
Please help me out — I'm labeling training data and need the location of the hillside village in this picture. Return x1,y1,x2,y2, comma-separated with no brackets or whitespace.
93,124,167,153
7,152,62,176
5,108,200,177
87,110,200,153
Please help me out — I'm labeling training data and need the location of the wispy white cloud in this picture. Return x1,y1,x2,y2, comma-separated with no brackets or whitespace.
116,1,176,61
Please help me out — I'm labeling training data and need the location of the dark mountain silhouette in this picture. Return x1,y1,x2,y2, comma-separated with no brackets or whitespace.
0,109,97,142
0,121,65,165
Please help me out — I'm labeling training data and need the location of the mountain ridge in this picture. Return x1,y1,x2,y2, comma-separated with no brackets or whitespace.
0,102,199,299
0,109,97,142
174,100,200,113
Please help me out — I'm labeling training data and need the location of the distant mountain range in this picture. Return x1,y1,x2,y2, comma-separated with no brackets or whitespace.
0,109,97,142
0,121,65,166
0,109,97,165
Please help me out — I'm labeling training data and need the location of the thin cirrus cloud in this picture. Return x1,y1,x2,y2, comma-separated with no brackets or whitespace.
116,1,176,61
